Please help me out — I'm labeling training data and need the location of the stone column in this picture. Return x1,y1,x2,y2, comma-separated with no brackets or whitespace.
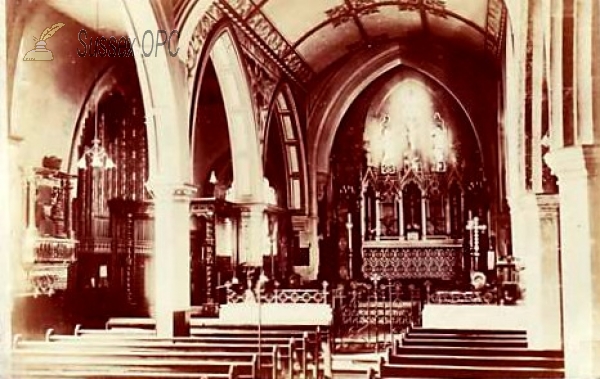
147,182,196,337
546,145,600,377
521,193,562,350
238,203,267,268
507,194,539,298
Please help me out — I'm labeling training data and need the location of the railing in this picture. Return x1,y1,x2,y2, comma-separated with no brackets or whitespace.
331,282,423,352
225,282,330,304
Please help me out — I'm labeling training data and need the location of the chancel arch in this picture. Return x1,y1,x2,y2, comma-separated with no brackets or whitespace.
327,66,488,283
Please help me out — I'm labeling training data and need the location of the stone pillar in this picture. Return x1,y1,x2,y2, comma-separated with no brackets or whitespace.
524,194,562,350
238,204,267,268
546,145,600,378
148,182,195,337
306,214,320,280
0,80,12,366
507,194,539,301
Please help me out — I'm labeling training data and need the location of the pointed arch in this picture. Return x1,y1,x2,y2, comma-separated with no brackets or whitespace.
263,83,308,213
119,0,190,185
190,26,263,202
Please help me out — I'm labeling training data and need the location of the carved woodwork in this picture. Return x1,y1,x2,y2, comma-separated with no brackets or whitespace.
330,71,490,284
21,164,77,297
190,199,221,305
362,244,463,280
74,88,151,314
108,199,154,313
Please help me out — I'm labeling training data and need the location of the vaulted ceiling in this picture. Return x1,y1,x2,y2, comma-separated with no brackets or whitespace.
176,0,508,85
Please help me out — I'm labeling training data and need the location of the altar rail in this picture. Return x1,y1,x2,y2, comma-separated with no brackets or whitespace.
226,284,329,305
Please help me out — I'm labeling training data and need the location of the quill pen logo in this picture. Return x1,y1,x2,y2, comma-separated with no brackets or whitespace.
23,23,65,61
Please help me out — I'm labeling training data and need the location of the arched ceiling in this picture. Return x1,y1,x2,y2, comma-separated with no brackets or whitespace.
177,0,507,86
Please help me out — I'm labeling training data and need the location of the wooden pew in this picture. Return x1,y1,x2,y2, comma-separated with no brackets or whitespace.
11,365,243,379
22,332,282,379
190,324,331,379
379,327,565,379
105,317,156,331
13,335,264,379
63,324,330,379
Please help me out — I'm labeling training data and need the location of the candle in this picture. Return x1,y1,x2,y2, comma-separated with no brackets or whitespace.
347,213,353,252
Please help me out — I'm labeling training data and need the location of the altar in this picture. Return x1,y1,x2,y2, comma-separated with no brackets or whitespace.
361,240,463,280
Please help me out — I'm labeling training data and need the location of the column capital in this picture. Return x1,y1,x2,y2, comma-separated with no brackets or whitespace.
545,144,600,180
145,180,197,201
236,202,267,215
535,193,560,217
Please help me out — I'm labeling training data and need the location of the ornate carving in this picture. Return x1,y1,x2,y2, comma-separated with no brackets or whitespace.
186,0,313,88
282,54,314,84
227,288,328,304
397,0,420,12
484,0,507,57
34,238,76,262
186,3,225,93
394,0,447,17
422,0,447,17
246,13,288,57
221,0,314,84
326,1,380,28
429,289,497,304
361,245,462,280
241,49,278,135
326,4,354,27
234,27,281,79
27,264,70,297
223,0,254,18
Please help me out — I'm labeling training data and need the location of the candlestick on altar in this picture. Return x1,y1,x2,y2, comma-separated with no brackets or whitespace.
346,214,354,278
375,194,381,240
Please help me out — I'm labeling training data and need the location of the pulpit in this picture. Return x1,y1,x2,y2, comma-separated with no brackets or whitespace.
21,161,77,297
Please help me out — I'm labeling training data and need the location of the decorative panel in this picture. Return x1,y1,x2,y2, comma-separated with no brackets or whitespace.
20,162,77,297
361,245,462,280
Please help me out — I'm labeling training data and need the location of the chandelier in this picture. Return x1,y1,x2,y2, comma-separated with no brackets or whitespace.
76,1,115,171
76,93,116,170
77,136,116,170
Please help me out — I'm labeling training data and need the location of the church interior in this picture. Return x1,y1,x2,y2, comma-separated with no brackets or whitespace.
1,0,600,378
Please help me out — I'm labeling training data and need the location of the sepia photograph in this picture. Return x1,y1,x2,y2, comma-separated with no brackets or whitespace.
0,0,598,378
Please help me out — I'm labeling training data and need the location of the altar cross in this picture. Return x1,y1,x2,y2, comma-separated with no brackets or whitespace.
466,216,486,271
